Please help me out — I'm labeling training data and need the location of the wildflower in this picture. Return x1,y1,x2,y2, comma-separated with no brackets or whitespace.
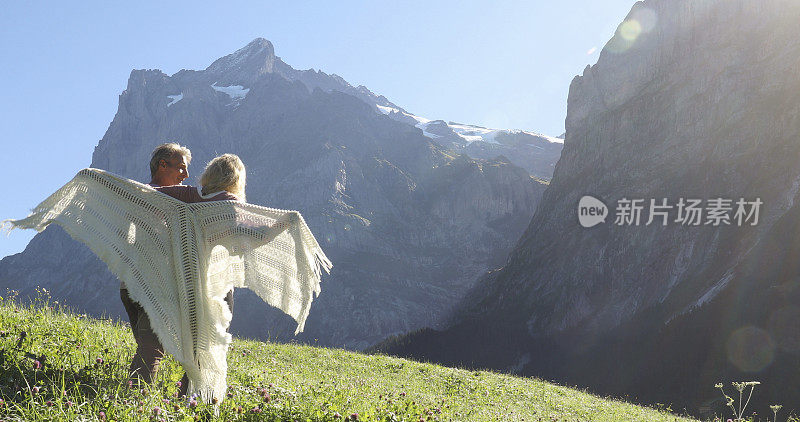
96,357,104,364
211,397,218,405
772,405,783,421
732,381,759,392
176,381,182,388
189,399,197,408
128,380,134,388
235,406,243,413
333,412,342,419
153,406,162,416
162,399,170,405
350,413,359,420
33,360,41,370
66,400,72,408
46,400,54,406
251,406,262,413
227,392,233,398
98,411,106,421
31,386,40,395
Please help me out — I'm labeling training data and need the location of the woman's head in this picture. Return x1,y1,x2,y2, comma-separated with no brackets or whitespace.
200,154,246,201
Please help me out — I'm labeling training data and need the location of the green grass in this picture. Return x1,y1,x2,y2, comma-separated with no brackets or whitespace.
0,293,697,421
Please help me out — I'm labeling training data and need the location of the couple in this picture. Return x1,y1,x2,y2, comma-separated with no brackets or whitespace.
120,143,245,397
5,142,331,402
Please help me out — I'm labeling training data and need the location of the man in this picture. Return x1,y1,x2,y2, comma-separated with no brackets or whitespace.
148,143,190,187
120,143,191,392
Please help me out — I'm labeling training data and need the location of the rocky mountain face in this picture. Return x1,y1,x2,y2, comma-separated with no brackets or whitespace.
375,0,800,415
0,38,548,350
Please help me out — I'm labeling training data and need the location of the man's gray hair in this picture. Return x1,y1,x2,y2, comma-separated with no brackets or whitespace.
149,143,192,177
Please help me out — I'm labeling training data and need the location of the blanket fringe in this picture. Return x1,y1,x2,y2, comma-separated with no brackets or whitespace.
0,219,15,236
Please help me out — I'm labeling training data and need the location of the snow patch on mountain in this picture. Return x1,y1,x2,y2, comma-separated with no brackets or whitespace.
166,93,183,107
376,105,399,115
376,105,562,145
212,83,250,99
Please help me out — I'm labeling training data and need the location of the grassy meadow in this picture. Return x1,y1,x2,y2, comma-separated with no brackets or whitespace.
0,293,697,421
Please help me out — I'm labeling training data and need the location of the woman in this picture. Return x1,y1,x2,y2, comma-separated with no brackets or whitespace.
146,153,246,396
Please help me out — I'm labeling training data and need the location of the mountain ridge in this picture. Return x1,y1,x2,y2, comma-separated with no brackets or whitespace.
1,38,555,350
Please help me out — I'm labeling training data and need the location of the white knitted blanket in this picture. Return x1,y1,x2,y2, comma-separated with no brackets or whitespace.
2,168,332,401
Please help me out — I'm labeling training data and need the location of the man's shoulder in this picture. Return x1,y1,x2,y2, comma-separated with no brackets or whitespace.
155,185,199,202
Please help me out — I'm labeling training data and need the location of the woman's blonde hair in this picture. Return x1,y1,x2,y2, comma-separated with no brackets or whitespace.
200,154,246,201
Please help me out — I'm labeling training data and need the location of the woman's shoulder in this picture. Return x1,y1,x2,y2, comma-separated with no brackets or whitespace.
199,189,241,202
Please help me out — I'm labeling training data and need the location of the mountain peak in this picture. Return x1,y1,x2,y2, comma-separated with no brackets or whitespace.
205,38,277,84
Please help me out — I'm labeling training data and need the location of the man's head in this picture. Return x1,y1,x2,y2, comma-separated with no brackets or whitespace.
149,143,192,186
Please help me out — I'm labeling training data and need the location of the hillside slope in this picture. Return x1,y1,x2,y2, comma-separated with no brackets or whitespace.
0,295,694,421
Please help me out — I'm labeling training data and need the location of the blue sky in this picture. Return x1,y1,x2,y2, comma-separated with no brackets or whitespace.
0,1,636,258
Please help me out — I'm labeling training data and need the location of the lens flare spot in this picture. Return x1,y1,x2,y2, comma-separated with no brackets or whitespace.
726,326,775,372
619,20,642,41
325,233,335,243
587,47,598,55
